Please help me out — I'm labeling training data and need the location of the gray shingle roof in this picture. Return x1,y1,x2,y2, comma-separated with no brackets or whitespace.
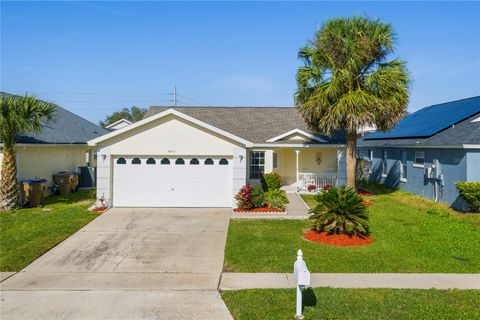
146,106,345,144
1,92,108,144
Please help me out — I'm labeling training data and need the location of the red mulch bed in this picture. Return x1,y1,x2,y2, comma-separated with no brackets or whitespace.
92,207,108,212
357,188,374,197
304,230,374,246
233,207,285,213
362,200,374,206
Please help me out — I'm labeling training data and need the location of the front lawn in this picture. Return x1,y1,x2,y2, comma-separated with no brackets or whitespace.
0,190,99,271
222,288,480,320
224,185,480,273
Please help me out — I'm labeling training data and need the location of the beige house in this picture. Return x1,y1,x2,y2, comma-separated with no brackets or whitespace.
88,106,346,208
0,94,108,194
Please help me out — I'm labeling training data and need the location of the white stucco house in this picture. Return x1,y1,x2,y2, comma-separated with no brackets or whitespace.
88,106,347,208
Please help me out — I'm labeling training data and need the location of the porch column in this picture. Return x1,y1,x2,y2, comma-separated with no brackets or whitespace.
296,149,300,191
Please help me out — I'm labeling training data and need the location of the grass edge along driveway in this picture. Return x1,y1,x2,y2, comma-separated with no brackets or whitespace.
224,185,480,273
222,287,480,320
0,190,99,271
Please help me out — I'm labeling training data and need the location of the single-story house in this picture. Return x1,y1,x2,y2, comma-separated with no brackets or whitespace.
0,92,109,193
88,106,347,208
358,96,480,210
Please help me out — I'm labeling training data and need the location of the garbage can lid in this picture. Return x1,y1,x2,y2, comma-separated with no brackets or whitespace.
20,178,47,184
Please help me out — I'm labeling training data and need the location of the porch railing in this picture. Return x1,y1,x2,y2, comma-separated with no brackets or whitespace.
298,172,338,192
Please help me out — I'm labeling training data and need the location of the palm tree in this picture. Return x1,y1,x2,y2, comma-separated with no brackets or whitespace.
295,16,410,187
0,95,56,210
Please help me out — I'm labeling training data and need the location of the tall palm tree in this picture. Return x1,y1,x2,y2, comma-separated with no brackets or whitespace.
295,16,410,187
0,95,56,210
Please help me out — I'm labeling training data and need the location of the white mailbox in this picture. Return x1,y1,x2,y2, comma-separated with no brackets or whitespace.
293,249,310,319
294,250,311,287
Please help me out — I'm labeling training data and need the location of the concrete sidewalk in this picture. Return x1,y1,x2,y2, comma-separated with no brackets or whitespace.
220,273,480,290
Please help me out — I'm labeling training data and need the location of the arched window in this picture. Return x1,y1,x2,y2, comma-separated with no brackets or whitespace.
219,158,229,165
116,157,126,164
204,158,214,165
190,158,199,165
175,158,185,165
160,158,170,165
132,157,141,165
146,158,156,165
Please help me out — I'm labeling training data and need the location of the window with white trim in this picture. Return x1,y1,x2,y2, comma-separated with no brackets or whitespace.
249,151,265,180
381,150,388,176
414,151,425,167
400,150,407,181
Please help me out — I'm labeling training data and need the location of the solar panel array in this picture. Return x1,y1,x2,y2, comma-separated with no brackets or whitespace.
366,96,480,140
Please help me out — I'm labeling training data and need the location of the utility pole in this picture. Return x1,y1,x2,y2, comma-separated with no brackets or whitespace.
173,86,177,106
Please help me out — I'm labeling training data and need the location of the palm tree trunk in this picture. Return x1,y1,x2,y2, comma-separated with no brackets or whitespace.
345,131,357,188
0,145,20,210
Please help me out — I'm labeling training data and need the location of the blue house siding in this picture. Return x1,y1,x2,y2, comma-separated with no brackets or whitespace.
359,147,470,209
466,150,480,182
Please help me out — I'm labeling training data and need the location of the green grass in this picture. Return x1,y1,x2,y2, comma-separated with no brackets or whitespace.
224,185,480,273
0,190,99,271
222,288,480,320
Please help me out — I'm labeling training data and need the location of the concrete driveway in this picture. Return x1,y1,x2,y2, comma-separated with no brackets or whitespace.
1,208,233,319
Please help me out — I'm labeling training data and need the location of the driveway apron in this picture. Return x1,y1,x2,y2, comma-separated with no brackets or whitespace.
1,208,233,320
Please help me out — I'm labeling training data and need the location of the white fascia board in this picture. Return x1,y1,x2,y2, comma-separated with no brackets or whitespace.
265,128,325,143
252,143,344,148
105,118,132,129
359,144,480,149
88,109,253,147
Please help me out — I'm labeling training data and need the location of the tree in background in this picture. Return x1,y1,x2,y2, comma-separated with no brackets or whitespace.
295,16,410,187
99,106,146,128
0,95,56,210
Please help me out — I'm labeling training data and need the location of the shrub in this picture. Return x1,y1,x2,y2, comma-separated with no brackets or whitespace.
263,189,289,210
235,184,264,210
261,172,283,191
235,185,254,210
307,184,317,192
251,184,265,208
356,158,371,187
456,182,480,212
322,183,332,190
309,186,369,236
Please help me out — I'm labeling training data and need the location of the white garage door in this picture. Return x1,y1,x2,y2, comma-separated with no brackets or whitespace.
112,156,232,207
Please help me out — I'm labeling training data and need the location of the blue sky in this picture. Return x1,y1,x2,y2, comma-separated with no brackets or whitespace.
1,1,479,124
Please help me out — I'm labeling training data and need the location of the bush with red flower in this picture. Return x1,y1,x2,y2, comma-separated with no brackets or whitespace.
307,184,317,192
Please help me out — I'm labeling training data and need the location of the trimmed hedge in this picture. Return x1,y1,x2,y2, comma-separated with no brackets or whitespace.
456,182,480,212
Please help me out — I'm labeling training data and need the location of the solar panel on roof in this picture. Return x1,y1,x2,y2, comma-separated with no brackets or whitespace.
366,96,480,140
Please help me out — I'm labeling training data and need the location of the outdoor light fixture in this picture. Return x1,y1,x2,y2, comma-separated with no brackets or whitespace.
101,154,107,161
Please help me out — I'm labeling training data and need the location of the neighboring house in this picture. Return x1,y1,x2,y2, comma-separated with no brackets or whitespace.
0,92,109,192
88,106,347,208
105,118,132,130
358,96,480,210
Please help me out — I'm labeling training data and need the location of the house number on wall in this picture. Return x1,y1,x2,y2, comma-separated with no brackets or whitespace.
168,150,175,153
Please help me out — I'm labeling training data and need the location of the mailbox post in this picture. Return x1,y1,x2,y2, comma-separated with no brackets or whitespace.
294,249,310,319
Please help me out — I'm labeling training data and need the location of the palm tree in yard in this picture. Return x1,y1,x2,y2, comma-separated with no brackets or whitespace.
0,95,55,210
295,16,410,187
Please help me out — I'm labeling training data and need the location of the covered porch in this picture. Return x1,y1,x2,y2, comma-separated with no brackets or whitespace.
247,146,342,193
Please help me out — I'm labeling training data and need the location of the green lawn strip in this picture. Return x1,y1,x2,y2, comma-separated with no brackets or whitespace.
222,288,480,320
224,188,480,273
0,190,98,271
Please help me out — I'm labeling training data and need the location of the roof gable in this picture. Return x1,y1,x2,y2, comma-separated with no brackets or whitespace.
88,109,252,146
144,106,345,145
